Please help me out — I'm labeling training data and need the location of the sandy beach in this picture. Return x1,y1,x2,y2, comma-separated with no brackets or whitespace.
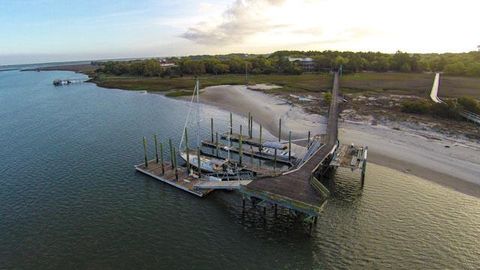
194,84,480,197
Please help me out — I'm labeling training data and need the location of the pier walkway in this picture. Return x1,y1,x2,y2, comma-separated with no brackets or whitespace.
240,72,341,216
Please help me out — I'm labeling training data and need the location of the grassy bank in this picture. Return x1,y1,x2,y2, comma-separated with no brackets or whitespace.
91,72,480,98
90,73,333,93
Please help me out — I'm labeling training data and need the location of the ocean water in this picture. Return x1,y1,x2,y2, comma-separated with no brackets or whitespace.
0,70,479,269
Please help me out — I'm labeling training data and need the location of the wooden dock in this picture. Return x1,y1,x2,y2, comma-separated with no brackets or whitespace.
241,72,342,217
135,160,213,197
134,72,368,231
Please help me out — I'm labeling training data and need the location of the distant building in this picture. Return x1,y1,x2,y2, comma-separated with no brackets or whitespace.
288,57,316,72
158,58,177,68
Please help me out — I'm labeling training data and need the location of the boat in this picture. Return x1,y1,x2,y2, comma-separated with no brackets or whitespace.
178,78,241,177
260,147,295,160
180,151,235,175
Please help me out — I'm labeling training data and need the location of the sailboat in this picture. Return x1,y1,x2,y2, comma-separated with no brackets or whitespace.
178,79,239,176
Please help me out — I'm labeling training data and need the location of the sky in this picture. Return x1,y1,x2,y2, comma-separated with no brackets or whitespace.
0,0,479,65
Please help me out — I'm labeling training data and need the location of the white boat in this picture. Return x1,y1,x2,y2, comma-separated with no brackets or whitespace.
180,151,235,174
260,147,295,160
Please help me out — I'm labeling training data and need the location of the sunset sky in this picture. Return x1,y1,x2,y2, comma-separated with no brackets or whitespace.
1,0,479,65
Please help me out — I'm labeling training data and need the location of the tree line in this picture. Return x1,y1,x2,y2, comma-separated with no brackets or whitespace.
98,50,480,77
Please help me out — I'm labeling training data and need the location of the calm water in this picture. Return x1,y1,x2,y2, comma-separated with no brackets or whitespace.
1,71,479,269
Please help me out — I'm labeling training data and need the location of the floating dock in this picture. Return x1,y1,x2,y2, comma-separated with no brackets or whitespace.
135,160,213,197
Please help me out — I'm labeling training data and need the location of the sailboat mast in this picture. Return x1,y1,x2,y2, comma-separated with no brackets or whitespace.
196,79,201,149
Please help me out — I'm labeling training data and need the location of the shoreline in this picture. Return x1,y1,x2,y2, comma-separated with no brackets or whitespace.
191,84,480,198
37,68,480,198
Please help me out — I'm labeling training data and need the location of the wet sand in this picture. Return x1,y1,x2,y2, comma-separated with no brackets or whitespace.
197,85,326,139
194,84,480,198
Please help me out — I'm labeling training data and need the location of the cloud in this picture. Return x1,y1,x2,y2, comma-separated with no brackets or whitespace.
181,0,287,45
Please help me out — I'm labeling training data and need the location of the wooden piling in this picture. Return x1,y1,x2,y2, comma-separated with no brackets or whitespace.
173,147,178,180
361,159,367,189
159,142,165,174
278,118,282,141
259,124,263,153
169,138,174,169
143,137,148,168
288,131,292,161
154,135,159,163
307,131,311,148
197,147,202,177
215,132,219,157
248,112,251,138
210,118,214,143
250,115,253,138
229,112,233,135
274,149,277,172
184,128,190,172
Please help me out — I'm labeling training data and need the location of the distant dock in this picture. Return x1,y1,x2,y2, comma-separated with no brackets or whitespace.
53,79,83,86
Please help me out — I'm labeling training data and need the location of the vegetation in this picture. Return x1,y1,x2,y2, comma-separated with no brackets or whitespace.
91,73,333,93
97,50,480,77
458,96,480,114
165,90,195,97
323,92,332,105
401,96,480,119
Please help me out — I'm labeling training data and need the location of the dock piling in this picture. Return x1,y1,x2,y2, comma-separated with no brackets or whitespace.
248,112,251,138
274,149,277,172
154,135,159,163
307,131,311,148
210,118,214,143
278,118,282,141
259,124,263,153
215,132,219,157
250,115,253,138
173,147,178,180
361,158,367,189
159,142,165,174
288,131,292,161
143,137,148,168
230,112,233,135
169,138,174,169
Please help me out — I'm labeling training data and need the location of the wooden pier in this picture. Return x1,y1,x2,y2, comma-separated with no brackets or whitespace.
134,72,368,232
135,160,213,197
240,72,343,218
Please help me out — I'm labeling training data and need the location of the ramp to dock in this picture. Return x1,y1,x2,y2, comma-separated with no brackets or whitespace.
240,72,341,216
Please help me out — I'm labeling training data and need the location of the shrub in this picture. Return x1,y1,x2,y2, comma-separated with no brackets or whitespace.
323,92,332,105
458,96,480,114
401,100,431,114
